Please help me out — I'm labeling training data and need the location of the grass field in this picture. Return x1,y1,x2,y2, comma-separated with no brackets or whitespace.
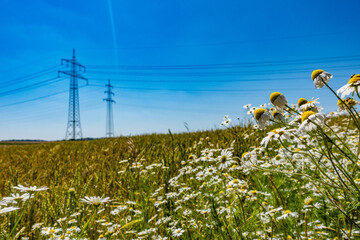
1,71,360,239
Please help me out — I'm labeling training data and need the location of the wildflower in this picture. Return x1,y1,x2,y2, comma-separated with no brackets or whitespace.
57,217,67,223
260,128,293,147
118,204,127,210
337,74,360,98
277,210,298,220
70,212,80,217
221,118,231,126
153,236,168,240
304,196,313,205
272,110,284,121
254,108,272,129
298,98,320,112
13,185,49,192
217,149,235,170
297,98,308,108
66,226,81,232
0,206,20,214
298,111,326,134
2,193,31,203
337,98,358,112
172,228,185,237
41,227,62,236
80,196,110,206
270,92,287,111
32,223,44,230
311,69,332,88
101,221,112,226
68,219,77,224
243,104,251,109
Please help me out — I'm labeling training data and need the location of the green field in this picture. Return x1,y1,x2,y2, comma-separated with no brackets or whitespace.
1,72,360,239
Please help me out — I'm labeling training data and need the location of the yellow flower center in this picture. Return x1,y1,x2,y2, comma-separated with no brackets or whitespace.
348,74,360,84
272,110,282,117
270,92,282,104
311,69,324,80
254,108,266,121
297,98,308,107
284,210,292,214
233,179,239,184
301,111,316,122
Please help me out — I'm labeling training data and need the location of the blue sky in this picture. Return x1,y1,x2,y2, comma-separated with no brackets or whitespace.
0,0,360,140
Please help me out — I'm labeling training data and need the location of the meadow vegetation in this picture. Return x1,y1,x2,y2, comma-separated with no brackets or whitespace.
1,70,360,239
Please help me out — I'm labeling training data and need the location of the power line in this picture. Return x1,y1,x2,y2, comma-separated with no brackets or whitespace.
87,84,314,92
88,74,350,83
0,77,65,97
87,54,360,70
86,64,359,77
0,65,62,88
0,91,68,109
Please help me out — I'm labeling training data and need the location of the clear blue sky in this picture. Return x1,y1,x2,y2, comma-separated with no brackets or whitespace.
0,0,359,140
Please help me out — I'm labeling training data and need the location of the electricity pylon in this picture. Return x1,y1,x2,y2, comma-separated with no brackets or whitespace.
59,49,87,140
103,79,115,138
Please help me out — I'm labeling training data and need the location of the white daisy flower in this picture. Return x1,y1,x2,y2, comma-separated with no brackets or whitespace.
311,69,332,89
337,98,358,112
80,196,110,206
254,108,272,129
217,150,235,170
272,110,284,122
0,206,20,215
172,228,185,237
276,210,298,220
243,104,251,109
270,92,287,111
298,98,320,112
13,185,49,193
221,118,231,126
2,193,32,203
337,74,360,98
297,111,326,134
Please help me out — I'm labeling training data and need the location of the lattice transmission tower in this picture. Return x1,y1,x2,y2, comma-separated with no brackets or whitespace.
104,79,116,138
59,49,87,140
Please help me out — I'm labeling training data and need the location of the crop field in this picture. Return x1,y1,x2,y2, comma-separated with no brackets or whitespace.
1,71,360,240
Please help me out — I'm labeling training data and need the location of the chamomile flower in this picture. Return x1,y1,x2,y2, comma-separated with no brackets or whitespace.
297,111,326,134
298,98,320,112
13,185,49,193
80,196,110,206
311,69,332,89
172,228,185,237
272,110,284,121
217,150,235,170
337,98,358,112
243,104,251,109
2,193,31,203
0,206,20,214
254,108,272,129
260,128,293,147
297,98,308,108
337,74,360,98
221,118,231,126
277,210,298,220
270,92,288,111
